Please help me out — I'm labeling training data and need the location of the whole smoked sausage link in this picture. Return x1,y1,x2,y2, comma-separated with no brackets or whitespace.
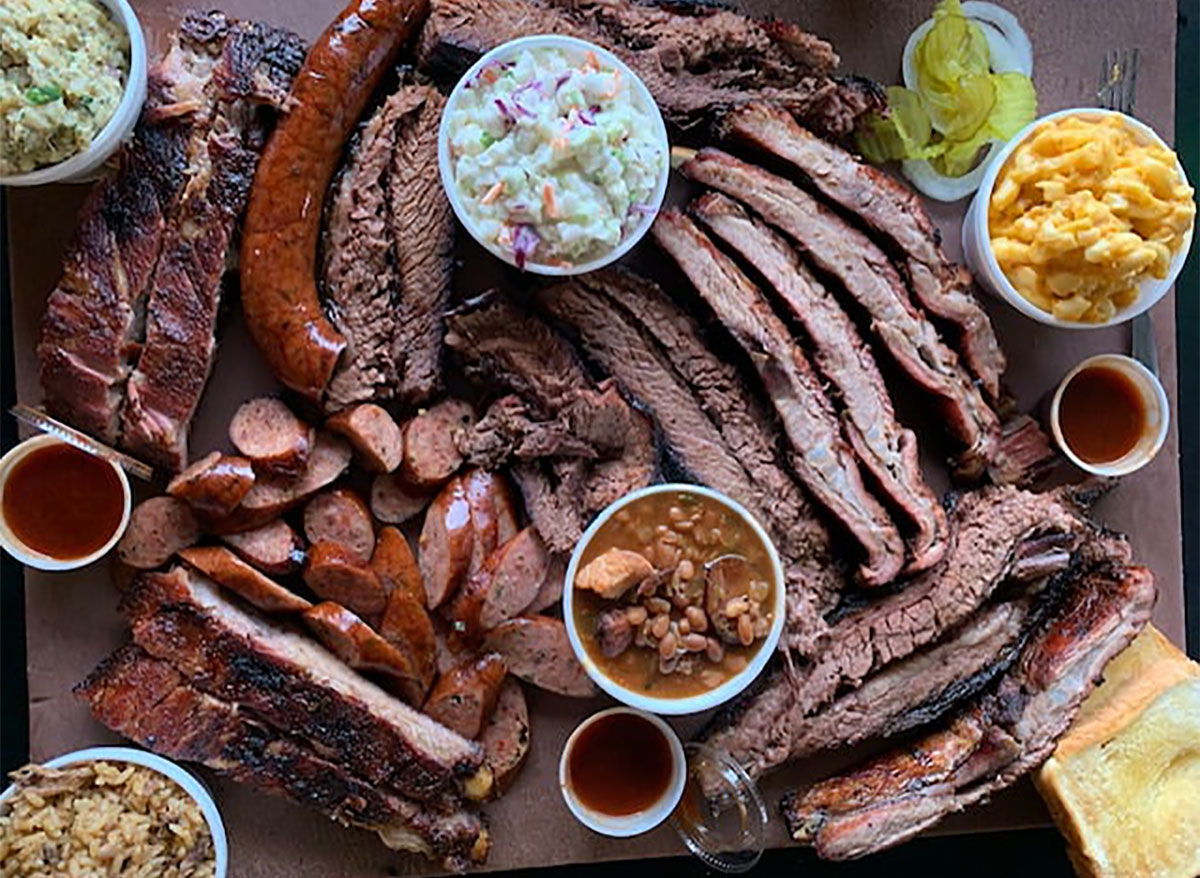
240,0,431,400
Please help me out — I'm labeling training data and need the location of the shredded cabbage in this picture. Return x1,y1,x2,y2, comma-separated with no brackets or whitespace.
855,0,1036,178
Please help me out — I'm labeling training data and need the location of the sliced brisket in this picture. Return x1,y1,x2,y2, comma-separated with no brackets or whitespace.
692,193,947,572
417,0,883,138
118,14,305,471
77,645,488,870
533,279,833,647
722,103,1005,400
388,84,453,404
445,295,592,418
568,269,845,621
678,148,1001,476
783,561,1156,859
705,596,1035,782
119,567,485,804
322,92,404,411
653,209,905,587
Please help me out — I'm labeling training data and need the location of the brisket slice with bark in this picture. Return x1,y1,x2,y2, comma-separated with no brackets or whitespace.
38,13,302,454
678,148,1001,477
417,0,883,138
322,92,405,410
77,645,489,870
119,15,306,471
120,567,485,804
534,278,834,650
722,103,1005,401
783,561,1156,859
389,85,453,404
568,268,847,625
699,486,1100,771
692,193,947,573
653,209,905,587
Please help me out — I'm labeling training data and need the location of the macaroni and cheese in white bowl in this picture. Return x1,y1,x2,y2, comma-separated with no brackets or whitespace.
963,108,1195,329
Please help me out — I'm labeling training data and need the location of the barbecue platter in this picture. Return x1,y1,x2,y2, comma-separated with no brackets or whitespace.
2,0,1197,875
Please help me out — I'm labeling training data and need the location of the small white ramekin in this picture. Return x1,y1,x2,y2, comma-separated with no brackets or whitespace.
559,707,686,838
0,746,228,878
1048,353,1170,477
437,34,670,276
563,483,786,716
962,108,1194,329
0,434,131,570
0,0,147,187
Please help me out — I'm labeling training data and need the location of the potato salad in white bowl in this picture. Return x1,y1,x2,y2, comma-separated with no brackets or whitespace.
439,34,670,274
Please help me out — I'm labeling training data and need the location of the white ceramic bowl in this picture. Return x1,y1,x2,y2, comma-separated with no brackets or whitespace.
0,434,131,570
1048,353,1169,477
0,746,228,878
437,34,670,276
962,107,1195,329
0,0,147,187
563,483,786,716
558,707,686,837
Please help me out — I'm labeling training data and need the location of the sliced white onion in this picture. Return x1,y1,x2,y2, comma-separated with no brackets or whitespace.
901,139,1002,202
962,2,1033,75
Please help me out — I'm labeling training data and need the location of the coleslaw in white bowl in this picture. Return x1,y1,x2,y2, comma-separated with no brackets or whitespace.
439,35,670,274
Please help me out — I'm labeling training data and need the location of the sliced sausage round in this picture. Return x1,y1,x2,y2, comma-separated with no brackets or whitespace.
464,469,500,575
220,519,305,576
378,589,438,702
370,471,434,526
303,540,387,617
326,403,405,473
422,652,507,740
481,677,530,793
370,526,424,605
209,430,352,534
229,397,313,477
483,615,597,698
303,488,374,564
117,497,200,570
166,452,255,519
179,545,311,613
302,601,427,706
525,554,567,615
418,475,474,609
401,399,474,488
479,528,549,629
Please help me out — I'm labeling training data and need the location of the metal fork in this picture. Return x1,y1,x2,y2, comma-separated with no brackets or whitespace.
1097,48,1158,376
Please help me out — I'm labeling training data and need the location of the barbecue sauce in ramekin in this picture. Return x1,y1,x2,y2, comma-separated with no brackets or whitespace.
1057,365,1147,464
2,443,125,559
566,711,673,816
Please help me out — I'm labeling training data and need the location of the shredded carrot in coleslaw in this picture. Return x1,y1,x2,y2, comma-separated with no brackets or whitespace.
543,182,558,217
481,181,505,204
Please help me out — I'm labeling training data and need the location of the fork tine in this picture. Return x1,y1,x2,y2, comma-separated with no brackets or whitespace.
1126,47,1140,116
1119,48,1131,114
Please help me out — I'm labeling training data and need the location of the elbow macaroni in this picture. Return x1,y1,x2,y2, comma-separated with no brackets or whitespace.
988,115,1195,323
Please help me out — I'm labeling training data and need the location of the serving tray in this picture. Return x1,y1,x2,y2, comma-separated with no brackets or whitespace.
4,1,1187,874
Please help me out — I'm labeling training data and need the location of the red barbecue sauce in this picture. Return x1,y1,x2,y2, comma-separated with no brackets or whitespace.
567,712,673,816
2,443,124,559
1058,366,1147,464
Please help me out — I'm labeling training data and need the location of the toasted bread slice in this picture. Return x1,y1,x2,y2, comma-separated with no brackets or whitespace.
1035,625,1200,878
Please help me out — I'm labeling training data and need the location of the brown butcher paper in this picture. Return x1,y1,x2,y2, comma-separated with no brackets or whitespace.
4,0,1186,875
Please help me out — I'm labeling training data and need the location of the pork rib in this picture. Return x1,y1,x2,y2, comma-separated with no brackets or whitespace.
653,209,905,587
77,645,489,870
692,192,947,572
783,562,1156,859
38,12,301,449
678,148,1001,476
119,567,486,804
119,15,306,471
721,103,1005,400
417,0,882,138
